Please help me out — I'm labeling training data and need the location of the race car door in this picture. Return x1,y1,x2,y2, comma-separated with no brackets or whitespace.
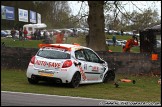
82,49,105,81
74,49,89,81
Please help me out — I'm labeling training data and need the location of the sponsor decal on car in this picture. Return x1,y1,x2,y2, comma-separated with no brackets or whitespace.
61,69,68,71
35,60,61,68
92,66,99,72
78,66,87,81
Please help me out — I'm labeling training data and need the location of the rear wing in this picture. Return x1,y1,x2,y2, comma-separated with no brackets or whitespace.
38,44,71,51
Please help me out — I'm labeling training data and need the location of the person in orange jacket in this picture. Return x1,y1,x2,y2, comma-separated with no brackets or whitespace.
123,35,138,52
56,30,65,44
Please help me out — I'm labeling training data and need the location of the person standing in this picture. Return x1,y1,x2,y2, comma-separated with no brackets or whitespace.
64,31,68,43
56,30,65,44
11,28,16,41
30,32,34,40
72,28,75,37
123,35,138,52
43,30,53,44
23,28,28,40
37,29,41,40
121,29,123,36
34,29,38,40
43,30,46,39
112,35,116,46
19,28,23,41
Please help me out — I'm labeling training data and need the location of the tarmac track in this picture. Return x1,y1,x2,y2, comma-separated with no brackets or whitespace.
1,91,161,106
1,91,115,106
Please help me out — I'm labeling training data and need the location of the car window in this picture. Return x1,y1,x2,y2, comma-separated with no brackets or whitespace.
75,49,86,61
83,49,100,63
37,49,70,59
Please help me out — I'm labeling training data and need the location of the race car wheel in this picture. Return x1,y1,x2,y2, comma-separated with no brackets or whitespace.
70,72,81,88
103,70,115,83
28,77,38,84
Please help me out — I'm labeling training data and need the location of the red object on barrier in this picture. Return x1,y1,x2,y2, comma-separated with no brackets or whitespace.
152,54,158,60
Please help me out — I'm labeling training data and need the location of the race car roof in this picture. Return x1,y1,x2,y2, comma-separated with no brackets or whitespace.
38,43,88,51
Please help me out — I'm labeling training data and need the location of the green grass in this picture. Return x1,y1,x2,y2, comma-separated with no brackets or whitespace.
66,36,86,46
1,38,42,48
1,35,140,52
1,36,87,48
106,35,133,40
109,46,140,53
1,68,161,102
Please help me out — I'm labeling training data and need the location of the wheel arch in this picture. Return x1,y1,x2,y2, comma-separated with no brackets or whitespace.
103,68,116,83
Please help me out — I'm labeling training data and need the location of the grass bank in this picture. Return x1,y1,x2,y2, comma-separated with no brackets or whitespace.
1,68,160,102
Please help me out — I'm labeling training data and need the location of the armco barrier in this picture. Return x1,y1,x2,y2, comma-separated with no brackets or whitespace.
1,47,161,75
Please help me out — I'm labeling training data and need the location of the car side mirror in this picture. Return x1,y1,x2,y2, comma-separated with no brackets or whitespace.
74,62,81,66
78,62,81,66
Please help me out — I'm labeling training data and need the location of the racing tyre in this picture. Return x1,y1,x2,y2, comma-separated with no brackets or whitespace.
103,70,115,83
28,77,38,84
70,72,81,88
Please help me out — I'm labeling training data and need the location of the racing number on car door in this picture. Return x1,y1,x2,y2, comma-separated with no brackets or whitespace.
83,49,105,81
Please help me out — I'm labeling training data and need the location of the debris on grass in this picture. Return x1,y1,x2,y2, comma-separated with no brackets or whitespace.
158,79,161,85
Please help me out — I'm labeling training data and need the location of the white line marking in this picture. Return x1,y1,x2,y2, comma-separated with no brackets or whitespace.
1,91,117,101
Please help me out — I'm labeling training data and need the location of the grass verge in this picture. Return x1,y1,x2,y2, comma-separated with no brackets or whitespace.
1,68,160,102
1,36,140,52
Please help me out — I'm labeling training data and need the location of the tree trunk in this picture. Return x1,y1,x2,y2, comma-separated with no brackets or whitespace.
87,1,107,51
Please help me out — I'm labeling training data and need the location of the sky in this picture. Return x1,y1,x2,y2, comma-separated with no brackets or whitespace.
69,1,161,17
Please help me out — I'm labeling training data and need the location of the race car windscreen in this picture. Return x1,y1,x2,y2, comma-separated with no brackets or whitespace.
37,49,70,59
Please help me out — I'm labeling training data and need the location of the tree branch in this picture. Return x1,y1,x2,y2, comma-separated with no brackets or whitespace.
130,1,144,13
114,1,138,23
76,1,84,16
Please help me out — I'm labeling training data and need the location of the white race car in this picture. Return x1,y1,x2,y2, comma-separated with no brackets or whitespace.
26,43,115,88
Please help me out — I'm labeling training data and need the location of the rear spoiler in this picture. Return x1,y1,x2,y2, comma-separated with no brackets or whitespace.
38,44,71,51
